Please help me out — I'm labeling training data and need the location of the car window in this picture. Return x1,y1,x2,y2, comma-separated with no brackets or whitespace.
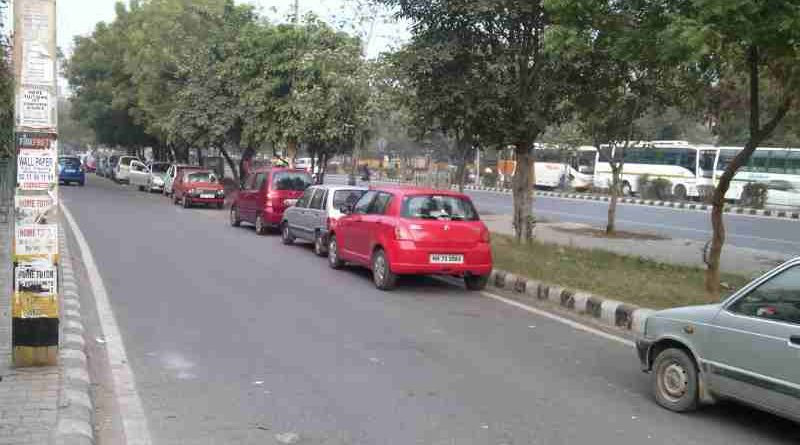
272,171,311,191
354,191,378,214
296,188,315,208
728,265,800,325
367,192,392,215
151,163,170,174
332,190,366,211
401,195,479,221
309,188,326,210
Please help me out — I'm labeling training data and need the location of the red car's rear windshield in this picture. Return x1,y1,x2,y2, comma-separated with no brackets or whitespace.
272,171,311,191
186,171,217,183
401,195,479,221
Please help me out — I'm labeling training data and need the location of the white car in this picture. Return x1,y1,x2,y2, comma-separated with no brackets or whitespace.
114,156,140,183
130,161,171,193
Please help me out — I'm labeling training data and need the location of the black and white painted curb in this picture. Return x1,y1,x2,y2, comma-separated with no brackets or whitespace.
489,269,654,335
369,178,800,221
53,229,95,445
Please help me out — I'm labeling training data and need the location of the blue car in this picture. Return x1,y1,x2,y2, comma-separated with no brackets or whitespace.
58,157,85,186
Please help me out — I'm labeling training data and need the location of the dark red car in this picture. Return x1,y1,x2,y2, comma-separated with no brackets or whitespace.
230,167,312,234
172,169,225,209
327,186,493,291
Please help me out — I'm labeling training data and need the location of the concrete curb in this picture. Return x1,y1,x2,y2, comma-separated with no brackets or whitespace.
53,229,95,445
489,269,653,335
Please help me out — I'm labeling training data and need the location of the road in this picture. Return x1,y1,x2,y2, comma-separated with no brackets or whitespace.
325,175,800,256
61,175,799,445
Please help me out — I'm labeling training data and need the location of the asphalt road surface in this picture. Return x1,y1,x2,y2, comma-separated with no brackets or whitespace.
325,175,800,256
62,175,800,445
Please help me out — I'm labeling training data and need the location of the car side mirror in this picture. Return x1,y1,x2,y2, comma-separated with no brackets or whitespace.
338,204,353,215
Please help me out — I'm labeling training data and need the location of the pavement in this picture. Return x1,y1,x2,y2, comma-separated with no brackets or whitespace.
324,175,800,257
482,214,790,276
52,174,800,444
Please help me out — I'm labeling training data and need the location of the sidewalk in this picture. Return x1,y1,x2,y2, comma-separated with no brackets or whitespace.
483,214,791,276
0,198,60,444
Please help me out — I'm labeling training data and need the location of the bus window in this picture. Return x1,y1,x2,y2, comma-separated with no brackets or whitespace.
788,151,800,174
767,150,788,174
749,150,770,172
718,150,737,171
684,150,697,174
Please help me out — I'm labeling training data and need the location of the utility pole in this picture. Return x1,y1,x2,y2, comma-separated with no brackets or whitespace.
11,0,60,366
475,147,481,186
347,9,377,186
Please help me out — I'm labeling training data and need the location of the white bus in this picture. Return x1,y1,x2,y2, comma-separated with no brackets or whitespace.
715,147,800,207
593,141,718,200
534,146,596,190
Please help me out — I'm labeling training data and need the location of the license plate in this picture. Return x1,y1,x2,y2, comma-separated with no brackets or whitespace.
430,254,464,264
200,194,215,199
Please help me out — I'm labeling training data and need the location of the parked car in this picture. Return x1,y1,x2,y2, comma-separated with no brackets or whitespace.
637,258,800,423
107,155,120,181
58,156,85,186
164,164,201,197
130,161,170,193
114,155,141,183
325,186,493,291
172,169,225,208
281,185,367,256
230,167,312,235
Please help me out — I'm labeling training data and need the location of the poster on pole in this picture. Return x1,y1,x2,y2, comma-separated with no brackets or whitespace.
16,131,56,150
15,224,58,257
17,86,55,130
13,260,58,319
20,0,53,46
17,148,56,190
15,193,58,225
21,42,55,85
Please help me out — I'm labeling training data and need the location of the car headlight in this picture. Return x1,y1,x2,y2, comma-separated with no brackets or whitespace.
216,190,225,197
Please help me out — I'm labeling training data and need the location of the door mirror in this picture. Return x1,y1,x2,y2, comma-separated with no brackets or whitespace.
338,204,353,215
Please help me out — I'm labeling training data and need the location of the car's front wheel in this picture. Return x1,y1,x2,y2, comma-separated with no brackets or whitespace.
328,235,344,269
372,249,397,291
653,347,699,413
464,274,489,291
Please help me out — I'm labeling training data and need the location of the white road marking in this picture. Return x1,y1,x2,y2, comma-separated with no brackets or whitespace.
61,203,153,445
481,291,636,348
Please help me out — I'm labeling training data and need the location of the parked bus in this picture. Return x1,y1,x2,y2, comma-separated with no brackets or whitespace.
593,141,718,200
494,146,597,190
714,146,800,207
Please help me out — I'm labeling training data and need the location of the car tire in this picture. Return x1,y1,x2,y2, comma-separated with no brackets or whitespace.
328,235,344,269
230,206,241,227
674,185,688,202
464,274,489,291
138,185,145,192
255,214,267,236
313,232,327,257
183,196,191,208
281,222,294,245
622,181,633,197
653,348,699,413
372,249,397,291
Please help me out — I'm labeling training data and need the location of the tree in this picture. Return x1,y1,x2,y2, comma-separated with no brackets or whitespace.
667,0,800,296
0,0,11,157
383,0,575,243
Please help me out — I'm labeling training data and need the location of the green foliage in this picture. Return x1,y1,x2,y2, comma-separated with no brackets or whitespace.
637,175,673,201
0,0,13,157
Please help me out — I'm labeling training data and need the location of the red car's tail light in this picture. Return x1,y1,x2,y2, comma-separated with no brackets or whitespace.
480,227,491,243
395,224,413,241
265,192,277,208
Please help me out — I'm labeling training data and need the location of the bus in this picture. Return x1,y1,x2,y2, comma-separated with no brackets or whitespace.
715,147,800,207
593,141,718,200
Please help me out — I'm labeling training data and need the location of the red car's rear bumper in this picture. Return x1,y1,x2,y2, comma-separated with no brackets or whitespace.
389,241,493,276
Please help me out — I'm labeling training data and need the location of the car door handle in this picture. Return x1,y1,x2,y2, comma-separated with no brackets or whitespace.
789,336,800,347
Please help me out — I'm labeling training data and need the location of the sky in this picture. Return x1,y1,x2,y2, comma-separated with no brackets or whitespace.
55,0,409,60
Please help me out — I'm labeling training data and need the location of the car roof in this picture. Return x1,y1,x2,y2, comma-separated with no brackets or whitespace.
251,166,309,174
311,185,368,192
368,185,469,199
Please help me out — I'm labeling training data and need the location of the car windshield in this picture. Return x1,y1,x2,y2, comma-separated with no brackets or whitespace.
333,190,366,209
273,171,311,191
186,172,217,183
59,158,81,168
151,163,170,174
120,157,137,166
402,195,479,221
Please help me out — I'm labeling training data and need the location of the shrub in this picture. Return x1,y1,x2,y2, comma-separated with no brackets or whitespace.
638,174,673,200
740,182,768,209
482,172,498,188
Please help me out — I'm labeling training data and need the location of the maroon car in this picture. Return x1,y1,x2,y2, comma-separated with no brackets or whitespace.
230,167,312,234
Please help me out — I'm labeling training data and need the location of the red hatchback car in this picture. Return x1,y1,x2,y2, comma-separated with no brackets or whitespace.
327,186,493,291
230,167,312,234
172,169,225,209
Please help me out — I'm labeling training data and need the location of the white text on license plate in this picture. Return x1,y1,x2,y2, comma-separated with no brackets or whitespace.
200,194,215,199
430,254,464,264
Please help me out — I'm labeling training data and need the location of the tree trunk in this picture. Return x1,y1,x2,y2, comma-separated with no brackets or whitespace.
219,147,239,184
512,143,535,243
606,164,621,234
318,152,328,184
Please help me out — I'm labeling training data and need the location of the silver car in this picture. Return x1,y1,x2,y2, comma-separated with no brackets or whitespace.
281,185,367,256
637,258,800,422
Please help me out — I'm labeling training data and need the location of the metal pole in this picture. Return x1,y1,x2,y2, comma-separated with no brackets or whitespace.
475,147,480,186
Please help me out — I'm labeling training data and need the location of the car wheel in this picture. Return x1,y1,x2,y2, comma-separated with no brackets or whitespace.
621,181,633,197
653,348,699,413
255,214,267,236
674,185,688,202
229,206,241,227
328,235,344,269
183,196,191,208
464,274,489,291
372,249,397,291
313,232,327,257
281,222,294,245
138,185,145,192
